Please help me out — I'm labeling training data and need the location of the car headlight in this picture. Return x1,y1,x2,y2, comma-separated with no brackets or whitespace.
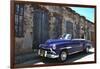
52,44,56,50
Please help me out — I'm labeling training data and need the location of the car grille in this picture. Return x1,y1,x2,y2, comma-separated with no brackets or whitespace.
39,48,54,55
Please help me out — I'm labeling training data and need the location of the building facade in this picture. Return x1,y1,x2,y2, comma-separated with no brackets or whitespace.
15,4,95,55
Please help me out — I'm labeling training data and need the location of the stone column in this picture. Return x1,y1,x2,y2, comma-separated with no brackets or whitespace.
22,4,33,53
49,12,56,39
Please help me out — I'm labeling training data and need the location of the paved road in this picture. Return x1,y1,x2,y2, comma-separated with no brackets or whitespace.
18,48,94,65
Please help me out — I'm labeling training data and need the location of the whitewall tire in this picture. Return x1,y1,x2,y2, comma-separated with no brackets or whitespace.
59,50,68,62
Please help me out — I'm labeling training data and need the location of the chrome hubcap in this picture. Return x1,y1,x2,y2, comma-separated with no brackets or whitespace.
86,47,89,53
61,51,67,61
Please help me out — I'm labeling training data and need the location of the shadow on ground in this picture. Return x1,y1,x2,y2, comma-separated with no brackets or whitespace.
16,51,94,67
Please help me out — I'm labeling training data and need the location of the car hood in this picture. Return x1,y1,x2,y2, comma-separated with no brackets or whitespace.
45,39,71,45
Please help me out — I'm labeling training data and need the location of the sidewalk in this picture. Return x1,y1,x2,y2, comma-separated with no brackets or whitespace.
15,49,39,64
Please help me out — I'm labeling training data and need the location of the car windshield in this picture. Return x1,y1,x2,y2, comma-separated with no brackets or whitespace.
60,34,72,40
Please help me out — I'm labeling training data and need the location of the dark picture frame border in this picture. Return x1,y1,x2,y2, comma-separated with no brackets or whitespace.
10,1,96,68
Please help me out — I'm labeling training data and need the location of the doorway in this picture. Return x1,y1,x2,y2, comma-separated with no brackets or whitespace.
33,9,49,48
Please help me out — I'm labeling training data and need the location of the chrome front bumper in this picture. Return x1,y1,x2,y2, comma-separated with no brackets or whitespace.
38,49,59,58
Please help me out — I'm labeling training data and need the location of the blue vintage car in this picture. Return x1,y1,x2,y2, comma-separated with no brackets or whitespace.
38,34,92,61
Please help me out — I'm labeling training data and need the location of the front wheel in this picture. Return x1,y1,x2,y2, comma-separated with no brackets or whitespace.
59,50,68,62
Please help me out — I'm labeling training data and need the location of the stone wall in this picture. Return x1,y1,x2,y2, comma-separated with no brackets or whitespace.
15,4,34,55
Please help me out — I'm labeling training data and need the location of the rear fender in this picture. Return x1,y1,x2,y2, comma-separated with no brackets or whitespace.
85,43,92,49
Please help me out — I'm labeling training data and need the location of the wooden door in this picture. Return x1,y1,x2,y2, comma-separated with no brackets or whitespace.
33,9,49,47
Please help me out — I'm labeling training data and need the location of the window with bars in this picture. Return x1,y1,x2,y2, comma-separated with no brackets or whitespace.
15,4,24,37
65,21,73,37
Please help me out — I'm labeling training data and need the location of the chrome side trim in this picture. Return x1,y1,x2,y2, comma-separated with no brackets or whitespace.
66,47,72,49
60,46,72,50
85,43,92,46
68,50,83,55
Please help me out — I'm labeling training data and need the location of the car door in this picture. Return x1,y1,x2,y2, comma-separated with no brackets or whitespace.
68,39,82,54
73,39,83,52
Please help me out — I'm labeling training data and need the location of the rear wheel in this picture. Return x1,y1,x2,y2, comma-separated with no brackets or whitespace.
84,46,89,53
59,50,68,62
